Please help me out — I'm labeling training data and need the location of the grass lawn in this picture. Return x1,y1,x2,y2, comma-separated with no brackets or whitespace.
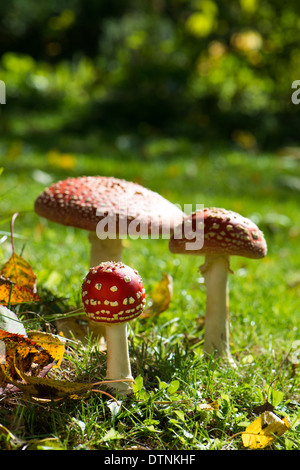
0,135,300,450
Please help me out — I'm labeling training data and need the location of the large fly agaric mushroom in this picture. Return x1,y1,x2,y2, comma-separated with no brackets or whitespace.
35,176,183,343
169,207,267,365
81,261,146,395
34,176,184,267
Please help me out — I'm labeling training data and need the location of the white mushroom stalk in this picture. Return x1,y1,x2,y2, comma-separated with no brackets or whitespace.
105,322,133,389
199,254,234,365
81,261,146,395
169,207,267,366
88,233,123,266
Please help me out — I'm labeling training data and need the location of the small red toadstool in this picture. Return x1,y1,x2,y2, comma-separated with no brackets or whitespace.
81,261,146,394
169,207,267,365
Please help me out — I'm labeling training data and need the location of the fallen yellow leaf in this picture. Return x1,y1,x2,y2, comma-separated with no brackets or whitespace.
0,214,40,305
27,331,66,368
242,411,291,449
0,276,40,305
141,272,173,318
1,253,37,292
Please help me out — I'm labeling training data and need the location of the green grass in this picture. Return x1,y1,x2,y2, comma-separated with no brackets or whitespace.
1,137,300,450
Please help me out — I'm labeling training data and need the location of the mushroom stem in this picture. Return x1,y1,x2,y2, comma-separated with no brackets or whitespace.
105,322,134,395
200,254,235,366
88,232,123,266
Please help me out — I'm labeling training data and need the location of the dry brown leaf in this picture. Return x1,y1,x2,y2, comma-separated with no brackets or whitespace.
27,331,66,368
8,358,126,402
0,329,54,383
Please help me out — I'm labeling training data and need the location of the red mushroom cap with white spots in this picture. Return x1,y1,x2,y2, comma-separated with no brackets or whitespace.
81,262,146,324
169,207,267,259
34,176,184,236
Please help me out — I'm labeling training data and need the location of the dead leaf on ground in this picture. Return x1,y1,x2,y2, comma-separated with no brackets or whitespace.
55,313,107,350
196,400,219,411
253,400,274,415
6,356,127,402
0,329,55,382
242,411,291,449
27,331,66,368
0,213,40,305
141,272,173,318
0,275,40,305
1,253,37,292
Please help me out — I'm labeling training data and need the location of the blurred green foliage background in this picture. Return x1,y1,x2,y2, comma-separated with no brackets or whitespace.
0,0,300,149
